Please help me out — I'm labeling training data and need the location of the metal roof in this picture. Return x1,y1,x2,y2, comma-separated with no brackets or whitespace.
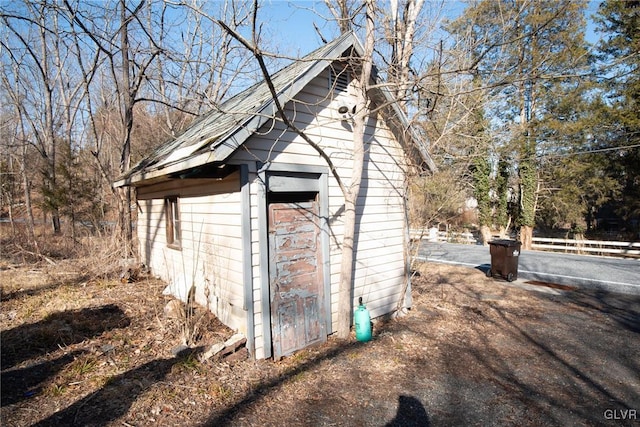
115,32,434,187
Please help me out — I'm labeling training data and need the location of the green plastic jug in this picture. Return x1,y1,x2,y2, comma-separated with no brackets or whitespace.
354,297,372,342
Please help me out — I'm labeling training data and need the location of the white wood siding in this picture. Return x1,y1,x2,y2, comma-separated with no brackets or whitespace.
135,66,411,359
248,177,266,358
233,68,409,355
136,173,247,332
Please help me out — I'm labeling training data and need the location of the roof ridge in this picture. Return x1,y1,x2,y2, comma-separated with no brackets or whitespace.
215,31,357,110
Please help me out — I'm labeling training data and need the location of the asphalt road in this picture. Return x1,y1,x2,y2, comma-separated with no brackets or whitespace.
415,241,640,295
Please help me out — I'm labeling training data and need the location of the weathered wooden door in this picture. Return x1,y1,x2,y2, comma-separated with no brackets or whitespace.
268,199,326,358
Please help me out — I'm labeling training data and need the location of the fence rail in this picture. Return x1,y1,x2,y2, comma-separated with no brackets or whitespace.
410,228,640,258
532,237,640,257
409,229,477,244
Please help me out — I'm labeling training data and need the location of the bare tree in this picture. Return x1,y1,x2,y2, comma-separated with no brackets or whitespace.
0,0,262,262
63,0,253,255
0,109,25,239
1,2,65,234
0,67,41,251
384,0,426,112
152,0,254,133
335,0,376,339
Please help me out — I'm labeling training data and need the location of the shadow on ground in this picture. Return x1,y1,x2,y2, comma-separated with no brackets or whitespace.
429,280,640,425
0,274,91,303
1,304,130,369
30,347,204,427
202,339,370,425
385,395,430,427
1,350,86,406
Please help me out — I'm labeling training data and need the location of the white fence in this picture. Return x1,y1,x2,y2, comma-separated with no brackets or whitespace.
531,237,640,257
410,228,640,258
409,229,477,244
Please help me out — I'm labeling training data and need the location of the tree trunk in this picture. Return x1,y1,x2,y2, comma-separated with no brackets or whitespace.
336,0,375,339
389,0,425,112
51,210,61,235
480,225,492,246
520,225,533,250
7,156,16,237
336,96,367,339
119,0,134,256
337,197,357,339
21,149,38,252
337,103,368,339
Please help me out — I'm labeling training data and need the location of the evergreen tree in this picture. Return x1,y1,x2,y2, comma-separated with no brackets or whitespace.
593,0,640,231
472,154,492,243
449,0,591,247
495,158,511,236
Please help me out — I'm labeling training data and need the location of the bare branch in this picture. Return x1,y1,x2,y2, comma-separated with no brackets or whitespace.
216,18,348,197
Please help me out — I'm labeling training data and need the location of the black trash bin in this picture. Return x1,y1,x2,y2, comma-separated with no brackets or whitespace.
487,239,521,282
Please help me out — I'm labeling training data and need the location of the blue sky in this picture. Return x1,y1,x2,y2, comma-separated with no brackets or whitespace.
254,0,602,58
256,0,467,55
256,1,342,55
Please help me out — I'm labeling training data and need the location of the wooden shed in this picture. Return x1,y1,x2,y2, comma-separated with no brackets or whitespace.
115,32,434,359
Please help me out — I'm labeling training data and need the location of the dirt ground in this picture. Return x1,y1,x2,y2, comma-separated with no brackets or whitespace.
1,259,639,427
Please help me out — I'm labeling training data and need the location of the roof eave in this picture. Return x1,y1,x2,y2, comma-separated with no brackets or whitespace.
116,33,362,188
114,149,223,188
373,84,437,172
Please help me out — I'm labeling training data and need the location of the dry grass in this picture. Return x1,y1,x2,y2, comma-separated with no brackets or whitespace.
2,256,639,426
0,258,240,426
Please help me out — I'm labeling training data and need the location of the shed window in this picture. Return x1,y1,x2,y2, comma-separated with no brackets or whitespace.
165,196,181,248
329,67,350,93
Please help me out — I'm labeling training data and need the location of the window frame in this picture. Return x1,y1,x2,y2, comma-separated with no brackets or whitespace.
165,196,181,249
